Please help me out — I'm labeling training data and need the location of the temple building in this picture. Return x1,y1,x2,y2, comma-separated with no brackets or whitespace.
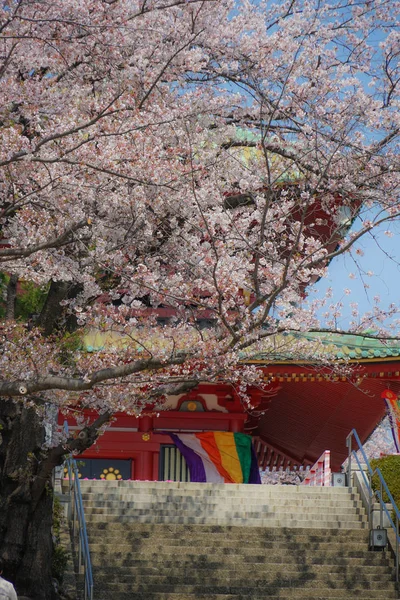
61,333,400,481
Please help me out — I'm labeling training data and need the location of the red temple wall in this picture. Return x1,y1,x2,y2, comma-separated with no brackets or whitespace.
61,411,247,480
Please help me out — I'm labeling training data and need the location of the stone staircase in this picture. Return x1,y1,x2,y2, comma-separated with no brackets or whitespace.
79,481,398,600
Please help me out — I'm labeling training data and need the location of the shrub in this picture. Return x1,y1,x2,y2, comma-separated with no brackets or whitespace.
52,545,70,585
370,455,400,509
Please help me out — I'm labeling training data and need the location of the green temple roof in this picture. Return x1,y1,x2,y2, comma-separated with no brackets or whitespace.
84,328,400,364
305,332,400,360
248,331,400,363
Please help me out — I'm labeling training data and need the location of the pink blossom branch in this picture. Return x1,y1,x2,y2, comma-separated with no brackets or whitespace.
0,219,90,262
0,355,188,397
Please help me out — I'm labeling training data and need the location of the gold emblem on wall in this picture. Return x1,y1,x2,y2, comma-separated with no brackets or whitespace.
142,433,151,441
179,399,205,412
100,467,122,480
63,466,81,479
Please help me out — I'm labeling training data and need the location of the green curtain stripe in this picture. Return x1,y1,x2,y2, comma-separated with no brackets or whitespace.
233,432,252,483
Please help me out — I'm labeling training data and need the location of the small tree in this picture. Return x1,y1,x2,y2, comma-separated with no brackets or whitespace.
1,1,400,597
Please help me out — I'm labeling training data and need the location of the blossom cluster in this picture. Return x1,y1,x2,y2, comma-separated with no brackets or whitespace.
1,0,400,419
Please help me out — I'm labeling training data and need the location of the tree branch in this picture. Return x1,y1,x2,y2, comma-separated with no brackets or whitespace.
0,356,188,397
0,219,90,262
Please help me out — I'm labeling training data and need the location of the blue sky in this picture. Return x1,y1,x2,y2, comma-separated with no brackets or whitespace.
315,219,400,330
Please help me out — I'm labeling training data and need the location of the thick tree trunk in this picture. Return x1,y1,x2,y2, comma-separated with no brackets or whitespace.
0,396,112,600
0,399,57,600
36,280,82,335
5,275,18,321
0,277,112,599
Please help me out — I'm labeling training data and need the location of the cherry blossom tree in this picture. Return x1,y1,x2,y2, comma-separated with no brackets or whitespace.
1,0,400,597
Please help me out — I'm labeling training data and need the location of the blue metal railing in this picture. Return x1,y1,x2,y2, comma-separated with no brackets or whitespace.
63,422,94,600
346,428,400,584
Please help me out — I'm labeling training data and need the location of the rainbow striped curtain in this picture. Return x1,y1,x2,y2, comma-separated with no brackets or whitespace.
170,432,261,484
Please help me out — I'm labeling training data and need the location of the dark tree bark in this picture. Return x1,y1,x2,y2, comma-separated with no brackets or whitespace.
0,280,82,599
36,280,82,336
0,399,56,600
0,397,111,600
5,274,18,321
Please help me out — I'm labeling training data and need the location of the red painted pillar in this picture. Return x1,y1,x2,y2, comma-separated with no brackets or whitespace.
137,417,154,480
141,450,154,481
138,415,153,432
229,417,243,433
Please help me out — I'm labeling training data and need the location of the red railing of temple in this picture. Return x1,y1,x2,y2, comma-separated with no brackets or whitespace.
253,437,332,486
253,437,304,471
302,450,331,487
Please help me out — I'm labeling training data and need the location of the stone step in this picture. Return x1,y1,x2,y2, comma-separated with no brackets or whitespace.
80,488,357,499
92,559,393,573
79,488,355,498
84,515,366,528
87,538,374,551
82,494,361,504
93,595,396,600
78,481,351,491
82,501,365,514
82,495,360,506
83,504,363,516
89,554,392,568
82,496,360,507
82,490,359,505
88,543,383,558
87,525,371,541
92,586,397,599
82,493,360,505
93,578,396,592
80,484,354,492
87,533,373,547
92,567,394,582
85,506,366,521
89,552,390,567
83,505,366,518
92,593,398,600
82,480,348,486
89,528,376,551
91,544,388,565
86,523,370,537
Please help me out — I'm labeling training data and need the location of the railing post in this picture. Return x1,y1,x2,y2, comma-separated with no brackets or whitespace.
78,529,82,572
316,457,324,486
71,482,76,539
368,471,373,530
63,422,93,598
324,450,331,487
346,432,352,487
310,467,316,486
396,516,399,586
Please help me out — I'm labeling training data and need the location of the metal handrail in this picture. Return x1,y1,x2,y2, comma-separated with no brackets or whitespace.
346,428,400,584
63,422,94,600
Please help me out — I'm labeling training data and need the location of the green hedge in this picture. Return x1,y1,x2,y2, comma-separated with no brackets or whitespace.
370,455,400,509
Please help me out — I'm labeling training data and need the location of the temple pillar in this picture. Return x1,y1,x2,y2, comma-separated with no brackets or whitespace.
141,450,154,481
229,417,244,433
138,415,153,432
